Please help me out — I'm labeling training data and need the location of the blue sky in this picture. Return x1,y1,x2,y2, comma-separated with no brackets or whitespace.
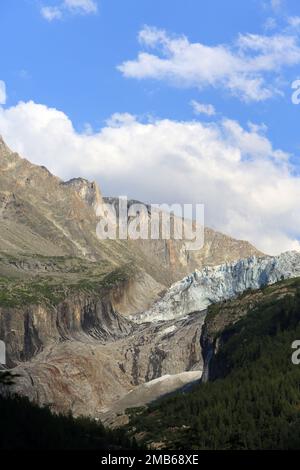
1,0,300,254
1,0,300,151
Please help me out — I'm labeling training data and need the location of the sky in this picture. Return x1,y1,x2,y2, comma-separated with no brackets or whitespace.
1,0,300,255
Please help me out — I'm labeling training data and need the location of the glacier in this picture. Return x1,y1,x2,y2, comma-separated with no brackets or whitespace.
131,251,300,323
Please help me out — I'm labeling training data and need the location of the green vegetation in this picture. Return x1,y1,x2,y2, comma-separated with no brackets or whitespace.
0,253,135,308
124,279,300,450
205,276,300,342
72,263,134,292
0,277,67,307
0,393,137,450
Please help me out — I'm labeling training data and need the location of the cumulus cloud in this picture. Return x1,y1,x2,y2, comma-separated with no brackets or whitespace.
41,0,97,21
190,100,216,116
0,100,299,255
0,81,6,105
118,25,300,102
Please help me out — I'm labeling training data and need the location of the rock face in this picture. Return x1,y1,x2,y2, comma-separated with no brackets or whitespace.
4,302,204,416
103,196,263,282
63,177,103,210
0,291,134,368
134,251,300,323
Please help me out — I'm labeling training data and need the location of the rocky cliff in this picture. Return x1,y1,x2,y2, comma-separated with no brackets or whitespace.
2,297,204,416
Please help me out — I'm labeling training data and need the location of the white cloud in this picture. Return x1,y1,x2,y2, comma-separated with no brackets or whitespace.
288,16,300,28
41,0,97,21
41,6,62,21
0,81,6,105
0,99,300,255
64,0,97,14
118,25,300,102
190,100,216,116
105,112,137,127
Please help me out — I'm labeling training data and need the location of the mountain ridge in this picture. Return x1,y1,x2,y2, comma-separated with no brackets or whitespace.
0,136,262,315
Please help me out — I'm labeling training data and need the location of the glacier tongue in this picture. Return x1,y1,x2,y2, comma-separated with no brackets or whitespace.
131,251,300,323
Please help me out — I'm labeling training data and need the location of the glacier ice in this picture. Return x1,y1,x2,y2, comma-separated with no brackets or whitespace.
132,251,300,323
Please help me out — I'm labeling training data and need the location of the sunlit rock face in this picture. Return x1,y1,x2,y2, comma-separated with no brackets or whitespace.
133,251,300,323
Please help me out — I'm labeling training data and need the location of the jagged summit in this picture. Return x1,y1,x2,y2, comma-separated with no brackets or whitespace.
62,177,103,209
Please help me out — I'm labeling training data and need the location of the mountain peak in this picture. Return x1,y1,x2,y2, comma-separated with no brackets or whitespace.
62,177,103,210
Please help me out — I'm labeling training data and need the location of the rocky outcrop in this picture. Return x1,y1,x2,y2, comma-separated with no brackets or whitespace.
0,291,134,368
62,178,103,210
110,270,164,317
134,251,300,323
3,306,204,417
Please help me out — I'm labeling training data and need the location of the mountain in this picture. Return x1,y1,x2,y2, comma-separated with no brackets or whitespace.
3,247,299,419
0,136,261,293
134,251,300,323
0,136,264,424
123,276,300,450
1,134,300,447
